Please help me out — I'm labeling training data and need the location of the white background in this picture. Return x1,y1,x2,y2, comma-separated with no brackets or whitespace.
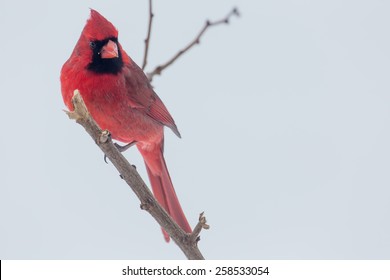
2,260,390,280
1,0,390,259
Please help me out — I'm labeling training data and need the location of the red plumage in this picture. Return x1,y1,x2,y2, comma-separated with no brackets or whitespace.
60,9,191,242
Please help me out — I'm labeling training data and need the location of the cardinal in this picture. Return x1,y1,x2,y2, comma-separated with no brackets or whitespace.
60,9,192,242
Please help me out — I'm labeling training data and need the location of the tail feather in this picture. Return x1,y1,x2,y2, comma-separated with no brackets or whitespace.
145,165,171,242
141,144,192,242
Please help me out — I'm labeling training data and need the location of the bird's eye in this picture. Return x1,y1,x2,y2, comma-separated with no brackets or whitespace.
89,41,96,49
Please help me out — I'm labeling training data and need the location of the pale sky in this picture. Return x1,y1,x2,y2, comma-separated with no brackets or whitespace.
1,0,390,259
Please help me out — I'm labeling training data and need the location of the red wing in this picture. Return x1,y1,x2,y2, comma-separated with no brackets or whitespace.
123,64,181,138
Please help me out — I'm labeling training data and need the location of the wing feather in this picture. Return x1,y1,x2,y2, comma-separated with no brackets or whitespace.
123,63,181,138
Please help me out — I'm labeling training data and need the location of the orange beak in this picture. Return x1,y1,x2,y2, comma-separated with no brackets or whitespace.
100,40,119,59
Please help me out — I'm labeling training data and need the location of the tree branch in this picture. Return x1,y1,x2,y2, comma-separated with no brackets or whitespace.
142,0,154,71
147,7,240,81
65,90,207,260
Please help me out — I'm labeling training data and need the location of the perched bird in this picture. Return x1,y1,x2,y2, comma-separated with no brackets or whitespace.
60,9,191,242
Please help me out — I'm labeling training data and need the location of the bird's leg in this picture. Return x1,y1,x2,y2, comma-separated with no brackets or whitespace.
114,141,136,153
104,141,137,163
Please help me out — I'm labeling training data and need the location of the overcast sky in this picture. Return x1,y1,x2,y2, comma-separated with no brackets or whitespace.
1,0,390,259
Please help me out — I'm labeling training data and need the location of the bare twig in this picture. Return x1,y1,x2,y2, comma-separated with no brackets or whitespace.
147,7,240,81
191,212,210,243
142,0,154,70
65,90,207,260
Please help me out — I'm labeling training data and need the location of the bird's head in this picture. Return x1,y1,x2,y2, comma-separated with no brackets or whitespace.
76,9,124,74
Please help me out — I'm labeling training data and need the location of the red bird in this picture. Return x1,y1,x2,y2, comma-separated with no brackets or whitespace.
60,9,191,242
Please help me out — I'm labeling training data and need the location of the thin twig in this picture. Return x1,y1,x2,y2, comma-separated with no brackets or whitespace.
66,90,208,260
147,7,240,81
142,0,154,70
191,212,210,243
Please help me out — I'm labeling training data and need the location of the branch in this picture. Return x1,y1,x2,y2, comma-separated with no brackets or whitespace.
66,90,208,260
141,0,154,71
147,7,240,81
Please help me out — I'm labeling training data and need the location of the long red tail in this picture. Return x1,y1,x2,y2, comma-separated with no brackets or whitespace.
138,142,192,242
